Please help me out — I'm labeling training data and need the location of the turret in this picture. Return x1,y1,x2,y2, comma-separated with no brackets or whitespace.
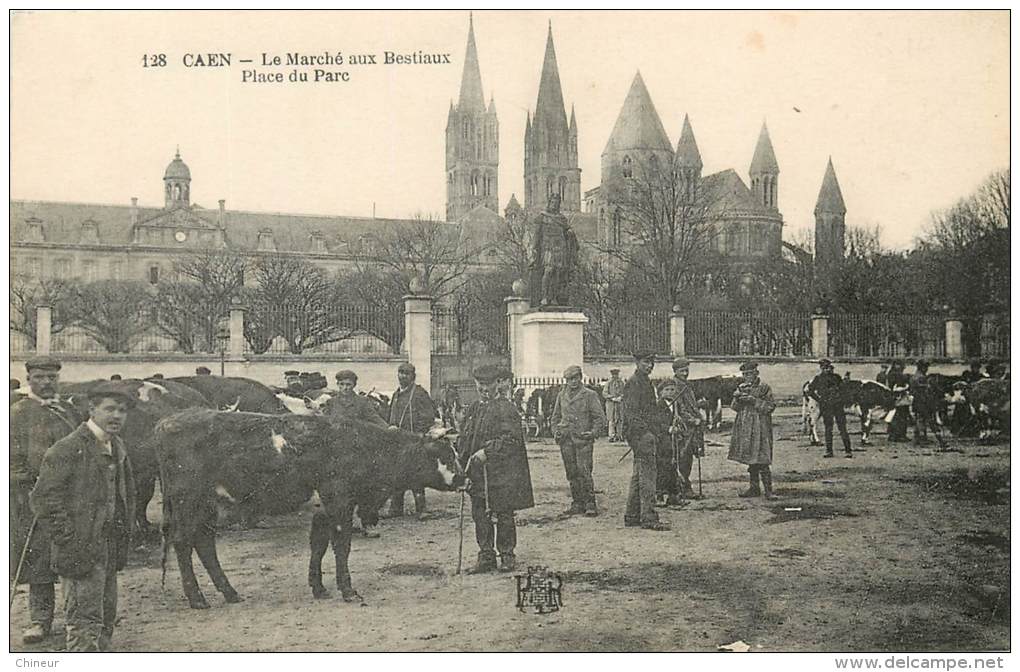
749,122,779,210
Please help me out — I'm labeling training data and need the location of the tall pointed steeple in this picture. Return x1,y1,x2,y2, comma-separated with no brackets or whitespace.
603,72,673,156
524,21,581,212
814,157,847,296
446,14,498,221
815,157,846,214
749,121,779,210
457,13,486,111
674,114,702,170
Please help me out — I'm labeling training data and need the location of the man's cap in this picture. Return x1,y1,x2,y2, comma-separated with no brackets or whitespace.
335,369,358,383
739,361,759,373
632,351,656,362
299,372,311,378
609,368,620,374
195,366,211,375
471,364,500,384
150,373,164,379
672,357,690,371
819,358,833,368
25,355,62,373
496,366,514,381
87,382,137,408
969,358,982,366
915,359,930,368
563,365,582,379
892,359,905,367
657,379,679,395
397,362,416,374
284,370,300,377
109,374,122,381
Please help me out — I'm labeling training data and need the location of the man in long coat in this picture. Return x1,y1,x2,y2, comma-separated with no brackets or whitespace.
10,356,80,644
457,365,534,573
385,362,439,519
604,368,625,442
621,352,671,530
728,361,778,499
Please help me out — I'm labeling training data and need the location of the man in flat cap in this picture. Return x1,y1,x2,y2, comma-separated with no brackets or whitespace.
496,367,514,401
457,364,534,573
886,360,912,442
551,365,606,516
604,368,624,442
384,362,439,520
195,366,212,376
10,356,80,644
910,360,940,447
622,352,670,530
728,362,778,499
280,370,303,396
31,382,136,652
663,357,704,500
806,359,852,458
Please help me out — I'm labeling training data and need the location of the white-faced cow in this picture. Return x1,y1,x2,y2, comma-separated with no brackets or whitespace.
153,409,463,608
801,378,897,445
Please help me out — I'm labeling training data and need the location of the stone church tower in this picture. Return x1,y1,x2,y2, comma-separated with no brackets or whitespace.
749,122,780,211
446,15,498,222
814,157,847,300
524,23,580,213
164,148,191,209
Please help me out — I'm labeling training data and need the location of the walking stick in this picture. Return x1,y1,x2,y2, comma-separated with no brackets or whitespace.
455,489,466,575
617,447,633,463
10,517,37,608
696,450,703,498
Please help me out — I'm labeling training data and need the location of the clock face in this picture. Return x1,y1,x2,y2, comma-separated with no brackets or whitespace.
174,230,187,242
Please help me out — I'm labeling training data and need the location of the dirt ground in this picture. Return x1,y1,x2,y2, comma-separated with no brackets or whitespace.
10,406,1010,652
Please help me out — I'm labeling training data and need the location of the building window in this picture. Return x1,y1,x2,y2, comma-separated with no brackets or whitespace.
558,176,567,198
611,210,622,247
471,172,479,196
55,258,71,278
83,260,97,282
462,119,469,139
110,260,123,280
622,155,633,178
149,265,160,285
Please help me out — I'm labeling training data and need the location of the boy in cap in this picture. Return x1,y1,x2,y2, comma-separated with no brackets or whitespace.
30,382,137,651
621,351,670,530
806,359,852,458
457,365,534,573
551,365,606,516
10,356,80,644
604,368,624,442
665,357,704,499
727,362,778,499
384,362,439,519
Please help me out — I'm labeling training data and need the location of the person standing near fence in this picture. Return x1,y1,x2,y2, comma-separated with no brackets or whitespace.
384,363,439,520
728,362,778,499
667,357,703,499
604,368,624,442
10,356,80,645
807,359,853,459
886,360,912,442
910,360,940,446
551,365,606,517
622,352,671,531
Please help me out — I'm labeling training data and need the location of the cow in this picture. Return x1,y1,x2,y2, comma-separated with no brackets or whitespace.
963,378,1010,442
526,385,561,437
802,378,898,445
689,376,742,431
153,409,463,608
170,375,289,414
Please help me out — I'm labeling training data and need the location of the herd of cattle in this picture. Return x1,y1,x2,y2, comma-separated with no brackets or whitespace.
13,367,1009,609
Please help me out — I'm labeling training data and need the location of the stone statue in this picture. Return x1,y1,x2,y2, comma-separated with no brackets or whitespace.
528,193,579,308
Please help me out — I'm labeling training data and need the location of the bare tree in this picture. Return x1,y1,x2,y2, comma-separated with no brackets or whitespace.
10,278,72,348
596,156,718,309
64,281,152,353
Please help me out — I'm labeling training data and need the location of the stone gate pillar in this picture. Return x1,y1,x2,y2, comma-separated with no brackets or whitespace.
812,313,829,358
404,294,433,393
229,304,246,357
35,305,52,355
945,317,964,359
505,292,530,376
670,308,686,358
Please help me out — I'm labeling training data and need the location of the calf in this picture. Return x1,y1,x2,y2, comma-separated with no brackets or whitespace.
801,379,896,445
154,409,463,608
689,376,742,431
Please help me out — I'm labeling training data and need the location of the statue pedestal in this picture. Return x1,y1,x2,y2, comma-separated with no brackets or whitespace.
519,310,588,379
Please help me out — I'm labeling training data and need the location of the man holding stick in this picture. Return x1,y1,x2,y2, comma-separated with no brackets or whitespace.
663,358,705,501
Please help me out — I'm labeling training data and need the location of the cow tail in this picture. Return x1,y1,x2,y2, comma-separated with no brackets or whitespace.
159,466,171,590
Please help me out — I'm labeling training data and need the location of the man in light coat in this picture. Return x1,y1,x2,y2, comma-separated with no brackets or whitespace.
551,365,606,516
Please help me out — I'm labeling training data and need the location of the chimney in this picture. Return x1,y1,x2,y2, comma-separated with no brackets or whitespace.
130,197,138,226
218,199,226,228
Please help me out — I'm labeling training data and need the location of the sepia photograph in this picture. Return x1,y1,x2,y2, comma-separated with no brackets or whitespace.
7,9,1011,660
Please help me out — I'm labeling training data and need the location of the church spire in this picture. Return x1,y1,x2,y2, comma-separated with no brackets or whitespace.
534,22,567,128
603,71,673,155
815,157,846,214
457,12,486,111
674,114,702,170
749,121,779,210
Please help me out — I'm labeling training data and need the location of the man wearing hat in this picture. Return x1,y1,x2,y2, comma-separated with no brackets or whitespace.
30,382,137,652
604,368,625,442
664,357,704,499
886,360,912,442
910,360,939,446
457,364,534,573
961,359,987,385
280,370,303,396
550,365,606,516
728,362,778,499
621,352,671,530
806,359,852,458
195,366,212,376
10,356,80,644
384,362,439,519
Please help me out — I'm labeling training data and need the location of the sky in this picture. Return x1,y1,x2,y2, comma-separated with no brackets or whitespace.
10,10,1009,249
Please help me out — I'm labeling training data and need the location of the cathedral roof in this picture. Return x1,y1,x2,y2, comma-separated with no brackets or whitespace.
749,123,779,175
533,23,568,130
701,169,776,218
164,150,191,180
603,72,673,155
457,14,486,112
814,158,846,215
674,114,702,170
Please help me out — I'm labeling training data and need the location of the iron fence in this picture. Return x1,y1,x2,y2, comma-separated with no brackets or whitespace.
584,309,670,356
976,313,1010,359
828,313,945,359
685,311,812,357
244,304,403,355
432,305,508,355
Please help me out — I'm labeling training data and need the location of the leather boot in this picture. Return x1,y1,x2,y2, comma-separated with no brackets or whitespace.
498,552,516,573
738,467,761,498
466,550,497,574
760,468,778,500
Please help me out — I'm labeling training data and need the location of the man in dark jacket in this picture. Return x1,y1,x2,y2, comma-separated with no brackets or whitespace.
887,360,912,442
910,360,940,446
622,352,670,531
385,363,439,519
10,356,80,644
807,359,852,458
457,365,534,573
665,357,704,500
30,382,137,652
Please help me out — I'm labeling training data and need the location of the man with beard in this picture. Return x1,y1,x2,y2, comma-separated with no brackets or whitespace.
384,363,439,520
10,356,80,644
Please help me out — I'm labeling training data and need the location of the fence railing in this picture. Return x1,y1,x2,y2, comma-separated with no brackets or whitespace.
244,304,403,355
432,305,508,355
584,309,670,356
686,311,813,357
975,313,1010,359
828,313,945,359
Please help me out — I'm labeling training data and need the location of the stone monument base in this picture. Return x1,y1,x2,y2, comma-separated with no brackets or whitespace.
519,310,588,379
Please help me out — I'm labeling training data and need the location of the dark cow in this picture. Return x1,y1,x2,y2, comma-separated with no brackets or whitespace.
689,376,742,431
802,378,898,445
957,378,1010,442
170,375,289,414
153,409,462,608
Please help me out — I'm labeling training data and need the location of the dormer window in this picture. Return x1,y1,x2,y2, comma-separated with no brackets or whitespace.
310,231,327,253
80,219,100,245
23,217,44,243
257,229,276,252
622,155,633,178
